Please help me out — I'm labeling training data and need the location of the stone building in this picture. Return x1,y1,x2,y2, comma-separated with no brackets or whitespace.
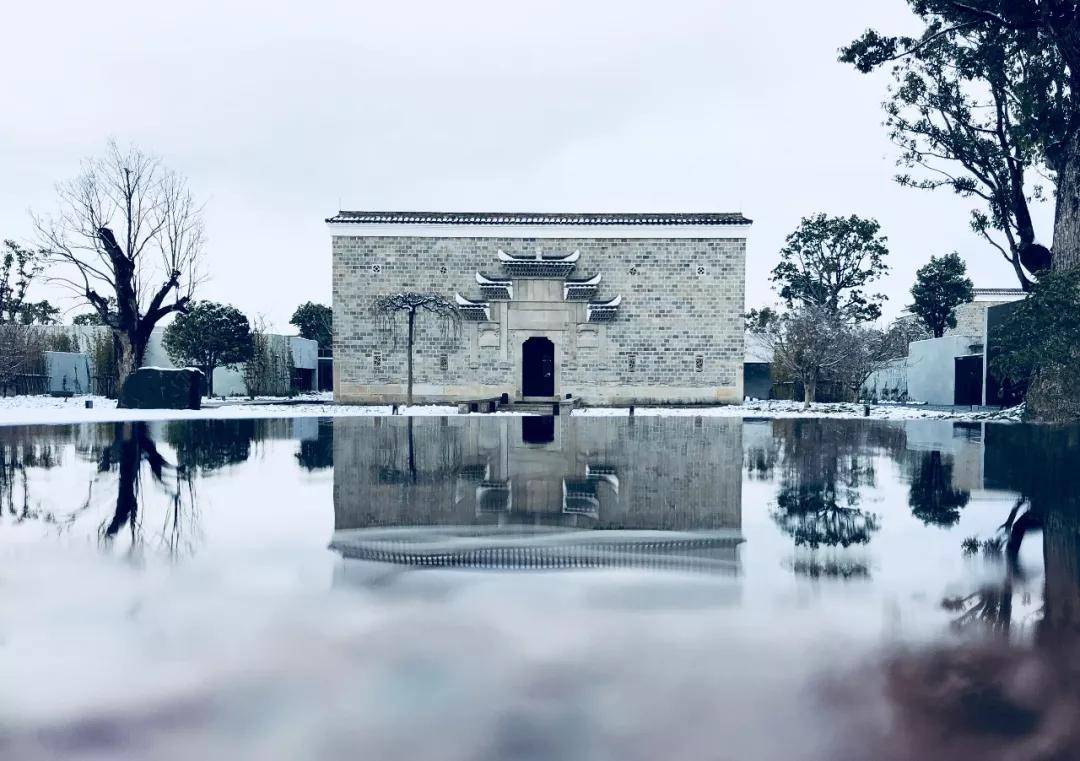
944,287,1025,339
329,211,751,405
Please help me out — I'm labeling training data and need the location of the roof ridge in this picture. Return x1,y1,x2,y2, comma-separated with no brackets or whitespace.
326,211,752,226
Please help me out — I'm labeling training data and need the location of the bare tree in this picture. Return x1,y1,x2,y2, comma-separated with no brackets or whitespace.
243,318,293,398
0,325,44,396
751,304,857,408
841,319,928,401
372,292,459,405
34,140,205,394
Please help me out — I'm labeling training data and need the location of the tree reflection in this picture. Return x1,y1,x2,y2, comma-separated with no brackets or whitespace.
907,450,971,527
0,429,63,524
774,483,880,548
165,419,256,472
946,425,1080,639
790,555,870,579
769,420,883,549
94,422,199,558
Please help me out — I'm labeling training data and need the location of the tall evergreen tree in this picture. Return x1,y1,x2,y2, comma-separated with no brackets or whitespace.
771,213,890,323
163,301,252,396
842,0,1079,278
909,253,976,337
289,302,332,351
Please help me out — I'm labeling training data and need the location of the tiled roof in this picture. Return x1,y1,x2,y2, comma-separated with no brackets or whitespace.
327,211,752,226
973,287,1026,301
973,287,1025,296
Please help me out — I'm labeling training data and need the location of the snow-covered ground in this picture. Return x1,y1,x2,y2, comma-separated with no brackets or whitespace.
0,394,461,426
0,394,1024,426
574,400,1024,422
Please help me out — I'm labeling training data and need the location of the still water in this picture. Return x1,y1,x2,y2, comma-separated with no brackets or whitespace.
1,415,1078,760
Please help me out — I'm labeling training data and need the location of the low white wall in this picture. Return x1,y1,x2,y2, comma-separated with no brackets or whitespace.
44,351,93,394
860,357,907,401
906,335,981,405
144,327,318,397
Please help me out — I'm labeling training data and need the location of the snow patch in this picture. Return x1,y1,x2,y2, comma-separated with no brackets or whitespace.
0,395,1026,426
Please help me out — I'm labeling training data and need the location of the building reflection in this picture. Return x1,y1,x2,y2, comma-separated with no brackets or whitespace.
331,416,744,572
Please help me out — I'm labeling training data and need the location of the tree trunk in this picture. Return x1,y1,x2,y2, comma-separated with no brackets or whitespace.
204,365,214,397
406,308,415,406
113,330,152,404
803,378,816,410
407,417,416,482
114,334,137,404
103,423,139,540
1052,129,1080,271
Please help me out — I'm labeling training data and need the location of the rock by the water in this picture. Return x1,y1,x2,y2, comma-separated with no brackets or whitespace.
118,367,204,410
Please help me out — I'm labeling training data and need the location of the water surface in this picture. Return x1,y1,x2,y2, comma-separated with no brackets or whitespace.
1,416,1078,760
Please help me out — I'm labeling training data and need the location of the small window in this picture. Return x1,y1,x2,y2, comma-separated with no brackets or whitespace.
628,266,638,276
695,356,704,372
371,263,382,274
439,354,449,371
627,354,636,372
696,265,706,276
372,352,382,371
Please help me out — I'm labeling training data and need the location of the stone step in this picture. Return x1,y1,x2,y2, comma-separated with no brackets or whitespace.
500,397,578,415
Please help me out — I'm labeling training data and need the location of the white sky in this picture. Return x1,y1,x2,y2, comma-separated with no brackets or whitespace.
0,0,1054,329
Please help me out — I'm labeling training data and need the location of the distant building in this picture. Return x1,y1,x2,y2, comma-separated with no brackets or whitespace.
862,288,1027,407
329,211,751,405
143,327,319,396
743,331,773,400
944,288,1025,340
30,324,320,397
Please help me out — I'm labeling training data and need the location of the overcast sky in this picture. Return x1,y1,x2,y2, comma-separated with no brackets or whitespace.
0,0,1054,330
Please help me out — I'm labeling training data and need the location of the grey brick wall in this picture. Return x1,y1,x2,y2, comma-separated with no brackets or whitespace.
332,234,746,404
945,300,1013,340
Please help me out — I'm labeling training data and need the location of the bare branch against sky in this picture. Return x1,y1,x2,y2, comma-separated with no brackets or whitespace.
0,1,1054,327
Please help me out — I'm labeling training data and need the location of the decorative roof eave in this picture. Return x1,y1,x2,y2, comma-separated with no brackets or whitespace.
564,273,602,301
587,295,622,323
499,249,580,278
498,249,580,264
562,479,600,518
455,293,491,321
475,272,513,300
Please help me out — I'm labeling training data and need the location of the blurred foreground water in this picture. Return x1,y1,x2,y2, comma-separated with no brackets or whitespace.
1,416,1078,760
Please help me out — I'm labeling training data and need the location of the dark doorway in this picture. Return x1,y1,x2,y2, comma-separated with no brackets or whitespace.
522,337,555,397
521,416,555,444
954,355,984,406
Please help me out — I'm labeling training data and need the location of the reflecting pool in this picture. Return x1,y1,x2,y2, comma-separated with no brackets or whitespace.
1,416,1078,760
